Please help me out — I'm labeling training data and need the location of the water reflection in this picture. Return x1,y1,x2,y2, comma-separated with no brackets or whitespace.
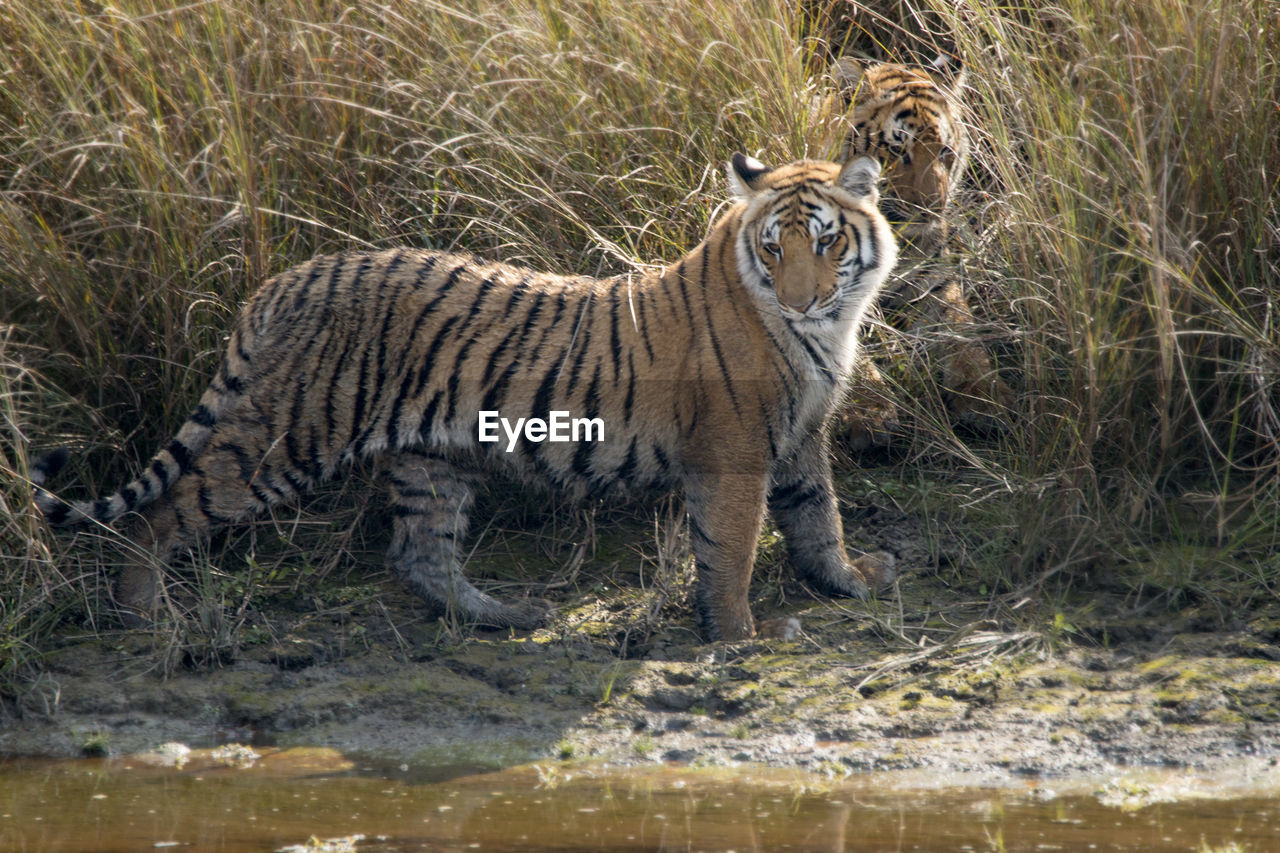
1,748,1276,852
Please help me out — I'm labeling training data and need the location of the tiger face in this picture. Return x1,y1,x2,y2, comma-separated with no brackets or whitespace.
830,56,967,258
729,154,891,330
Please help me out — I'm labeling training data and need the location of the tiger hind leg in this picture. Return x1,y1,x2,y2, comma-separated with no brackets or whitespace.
385,449,546,630
116,414,308,618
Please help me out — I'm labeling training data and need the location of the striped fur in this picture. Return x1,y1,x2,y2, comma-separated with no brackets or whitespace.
827,56,1013,444
831,55,967,275
34,154,898,642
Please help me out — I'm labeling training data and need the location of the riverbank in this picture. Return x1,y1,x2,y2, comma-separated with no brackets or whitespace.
5,550,1277,783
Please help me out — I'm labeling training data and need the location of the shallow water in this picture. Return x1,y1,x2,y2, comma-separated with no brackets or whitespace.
2,748,1277,852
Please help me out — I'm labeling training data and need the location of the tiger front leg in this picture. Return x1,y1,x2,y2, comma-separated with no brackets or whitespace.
929,279,1014,434
685,471,769,642
769,428,895,598
836,355,900,451
386,449,546,630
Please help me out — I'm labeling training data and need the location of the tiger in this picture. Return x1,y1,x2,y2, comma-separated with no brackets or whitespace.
823,55,1013,447
33,153,899,643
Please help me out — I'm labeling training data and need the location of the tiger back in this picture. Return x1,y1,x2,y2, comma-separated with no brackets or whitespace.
34,154,898,642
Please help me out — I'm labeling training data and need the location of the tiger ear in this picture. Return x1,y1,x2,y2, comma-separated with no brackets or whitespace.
728,153,772,198
828,57,866,107
926,52,966,92
837,156,881,202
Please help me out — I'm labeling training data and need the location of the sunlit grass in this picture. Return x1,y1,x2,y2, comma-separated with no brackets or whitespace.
948,0,1279,595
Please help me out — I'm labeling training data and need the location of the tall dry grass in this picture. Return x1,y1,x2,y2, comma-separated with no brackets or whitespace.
948,0,1279,586
1,0,1276,691
816,0,1277,594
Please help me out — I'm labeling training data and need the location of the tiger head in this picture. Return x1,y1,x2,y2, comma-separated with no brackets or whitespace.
728,154,896,325
829,56,968,257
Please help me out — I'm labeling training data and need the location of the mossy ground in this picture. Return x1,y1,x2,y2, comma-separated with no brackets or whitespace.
4,465,1277,782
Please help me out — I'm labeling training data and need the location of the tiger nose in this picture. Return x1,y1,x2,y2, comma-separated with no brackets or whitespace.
783,295,817,313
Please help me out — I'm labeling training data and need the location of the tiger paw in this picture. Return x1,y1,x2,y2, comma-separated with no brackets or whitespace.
850,550,897,591
482,598,551,632
113,565,163,626
800,550,896,600
756,616,802,641
835,403,900,451
946,375,1015,435
940,336,1014,435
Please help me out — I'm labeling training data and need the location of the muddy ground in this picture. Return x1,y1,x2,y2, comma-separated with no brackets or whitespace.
3,477,1279,784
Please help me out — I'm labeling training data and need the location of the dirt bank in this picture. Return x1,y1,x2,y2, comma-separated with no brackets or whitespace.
5,577,1279,782
4,485,1278,782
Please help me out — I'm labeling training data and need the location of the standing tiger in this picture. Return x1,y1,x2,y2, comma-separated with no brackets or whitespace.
823,56,1013,447
33,154,898,642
